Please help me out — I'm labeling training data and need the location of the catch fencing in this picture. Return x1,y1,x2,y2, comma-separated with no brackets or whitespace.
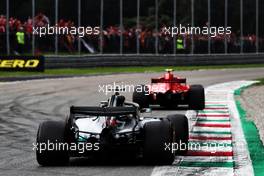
1,0,263,57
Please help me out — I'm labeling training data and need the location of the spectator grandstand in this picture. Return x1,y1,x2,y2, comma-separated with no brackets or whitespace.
0,14,263,55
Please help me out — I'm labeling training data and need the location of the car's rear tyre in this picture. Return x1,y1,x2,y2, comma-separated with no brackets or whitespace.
167,114,189,155
188,85,205,110
143,119,175,165
36,121,69,166
133,85,149,109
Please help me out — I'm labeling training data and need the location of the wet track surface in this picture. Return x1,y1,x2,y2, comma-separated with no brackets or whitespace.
0,68,263,176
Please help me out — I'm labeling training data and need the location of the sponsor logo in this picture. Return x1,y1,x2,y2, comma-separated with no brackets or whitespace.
0,56,44,71
0,59,39,68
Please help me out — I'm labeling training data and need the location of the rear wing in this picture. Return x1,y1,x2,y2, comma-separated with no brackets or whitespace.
151,78,186,83
70,106,137,116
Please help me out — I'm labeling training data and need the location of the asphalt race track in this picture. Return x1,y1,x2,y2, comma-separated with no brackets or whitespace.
0,68,264,176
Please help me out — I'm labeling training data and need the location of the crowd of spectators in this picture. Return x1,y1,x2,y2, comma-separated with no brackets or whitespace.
0,13,263,55
100,26,262,54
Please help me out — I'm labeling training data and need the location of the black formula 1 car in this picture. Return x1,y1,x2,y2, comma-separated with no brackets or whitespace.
36,91,189,166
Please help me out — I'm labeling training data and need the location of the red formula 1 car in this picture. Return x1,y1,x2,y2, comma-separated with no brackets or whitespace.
133,69,205,110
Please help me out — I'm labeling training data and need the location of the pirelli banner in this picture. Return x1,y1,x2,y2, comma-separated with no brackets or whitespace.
0,56,45,72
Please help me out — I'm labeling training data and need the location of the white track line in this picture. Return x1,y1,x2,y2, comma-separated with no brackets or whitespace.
181,156,233,162
227,81,256,176
192,127,231,132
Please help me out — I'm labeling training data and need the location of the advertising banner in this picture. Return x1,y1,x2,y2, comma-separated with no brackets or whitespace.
0,56,45,72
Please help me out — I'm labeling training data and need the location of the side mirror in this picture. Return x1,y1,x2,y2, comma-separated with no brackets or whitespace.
140,108,152,113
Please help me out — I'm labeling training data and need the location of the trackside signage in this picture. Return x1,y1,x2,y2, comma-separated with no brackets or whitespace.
0,56,45,72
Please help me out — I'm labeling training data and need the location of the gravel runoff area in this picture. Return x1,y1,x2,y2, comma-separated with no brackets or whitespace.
239,85,264,144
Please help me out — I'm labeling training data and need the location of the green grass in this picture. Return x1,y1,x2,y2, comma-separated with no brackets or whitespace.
255,78,264,86
235,88,264,176
0,64,264,78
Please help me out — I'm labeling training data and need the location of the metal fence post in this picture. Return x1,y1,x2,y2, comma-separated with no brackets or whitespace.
256,0,259,53
55,0,58,55
100,0,104,54
136,0,140,55
240,0,243,53
120,0,123,55
78,0,81,55
225,0,228,54
155,0,158,55
173,0,176,55
6,0,10,55
191,0,194,54
32,0,35,55
208,0,211,54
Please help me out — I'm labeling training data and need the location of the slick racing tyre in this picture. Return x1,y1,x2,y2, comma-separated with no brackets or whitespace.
143,119,175,165
189,85,205,110
133,85,149,109
36,121,69,166
167,114,189,155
